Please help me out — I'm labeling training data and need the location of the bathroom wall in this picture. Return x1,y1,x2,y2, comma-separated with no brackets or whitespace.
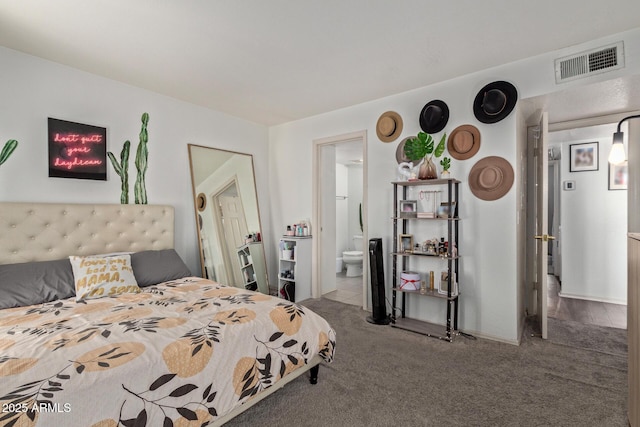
336,163,349,256
347,163,364,249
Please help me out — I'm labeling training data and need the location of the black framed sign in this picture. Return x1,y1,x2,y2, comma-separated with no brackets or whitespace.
48,118,107,180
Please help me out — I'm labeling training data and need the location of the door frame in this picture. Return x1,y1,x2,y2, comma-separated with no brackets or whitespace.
312,130,368,310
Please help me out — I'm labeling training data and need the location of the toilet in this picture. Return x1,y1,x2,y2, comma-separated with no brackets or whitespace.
342,235,364,277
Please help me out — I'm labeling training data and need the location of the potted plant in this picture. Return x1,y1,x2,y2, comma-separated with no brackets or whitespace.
440,156,451,178
403,132,447,179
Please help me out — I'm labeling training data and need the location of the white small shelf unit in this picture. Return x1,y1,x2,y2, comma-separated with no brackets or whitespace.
278,237,312,303
237,242,268,294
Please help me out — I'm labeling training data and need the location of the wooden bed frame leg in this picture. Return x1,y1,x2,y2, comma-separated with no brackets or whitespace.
309,364,319,384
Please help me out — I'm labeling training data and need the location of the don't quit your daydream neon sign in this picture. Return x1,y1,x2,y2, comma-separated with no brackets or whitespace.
48,118,107,180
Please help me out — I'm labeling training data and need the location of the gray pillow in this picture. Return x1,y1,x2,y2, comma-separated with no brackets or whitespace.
0,259,75,309
130,249,192,287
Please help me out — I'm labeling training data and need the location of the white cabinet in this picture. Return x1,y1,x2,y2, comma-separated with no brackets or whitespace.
278,237,312,302
237,242,268,294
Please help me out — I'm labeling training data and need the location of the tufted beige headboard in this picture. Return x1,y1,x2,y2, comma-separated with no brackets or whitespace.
0,202,174,265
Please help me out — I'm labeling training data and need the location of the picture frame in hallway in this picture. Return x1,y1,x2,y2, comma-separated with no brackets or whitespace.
569,141,598,172
609,160,628,190
399,200,417,218
399,234,413,253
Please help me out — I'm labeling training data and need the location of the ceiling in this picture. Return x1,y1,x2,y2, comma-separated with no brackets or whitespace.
1,1,640,126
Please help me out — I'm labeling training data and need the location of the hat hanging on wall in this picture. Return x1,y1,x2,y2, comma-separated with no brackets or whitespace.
447,124,481,160
473,81,518,124
468,156,514,201
376,111,403,142
419,100,449,134
395,136,412,164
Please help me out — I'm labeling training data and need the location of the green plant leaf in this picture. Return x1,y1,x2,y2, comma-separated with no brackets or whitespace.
434,133,447,158
0,139,18,166
404,132,434,161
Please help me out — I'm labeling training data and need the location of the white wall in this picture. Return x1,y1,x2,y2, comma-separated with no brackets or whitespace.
0,46,270,276
550,124,627,303
268,28,640,343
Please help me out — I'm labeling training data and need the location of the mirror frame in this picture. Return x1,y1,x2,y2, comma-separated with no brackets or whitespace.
187,143,269,293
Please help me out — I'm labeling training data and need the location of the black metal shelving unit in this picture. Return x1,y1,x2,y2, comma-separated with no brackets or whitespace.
391,179,460,342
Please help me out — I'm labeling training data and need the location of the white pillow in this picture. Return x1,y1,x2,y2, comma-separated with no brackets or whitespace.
69,254,141,301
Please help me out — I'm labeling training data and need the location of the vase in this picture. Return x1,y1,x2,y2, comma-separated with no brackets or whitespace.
418,157,438,180
441,170,451,179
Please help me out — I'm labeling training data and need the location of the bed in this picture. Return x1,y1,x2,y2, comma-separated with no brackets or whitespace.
0,202,335,426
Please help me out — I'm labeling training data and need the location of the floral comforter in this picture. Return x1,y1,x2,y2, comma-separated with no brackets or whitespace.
0,277,335,426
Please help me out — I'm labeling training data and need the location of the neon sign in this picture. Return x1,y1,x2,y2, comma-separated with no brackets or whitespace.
48,118,107,180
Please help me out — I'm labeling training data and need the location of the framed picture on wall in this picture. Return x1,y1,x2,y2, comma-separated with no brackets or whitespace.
569,141,599,172
609,160,628,190
48,118,107,180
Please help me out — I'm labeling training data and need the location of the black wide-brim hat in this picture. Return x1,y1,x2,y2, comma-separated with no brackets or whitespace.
473,81,518,124
419,100,449,134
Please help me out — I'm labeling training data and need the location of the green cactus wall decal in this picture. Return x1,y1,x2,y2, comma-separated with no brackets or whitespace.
0,139,18,167
107,140,131,204
134,112,149,204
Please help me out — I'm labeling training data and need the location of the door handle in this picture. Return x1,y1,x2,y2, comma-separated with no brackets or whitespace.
533,234,555,242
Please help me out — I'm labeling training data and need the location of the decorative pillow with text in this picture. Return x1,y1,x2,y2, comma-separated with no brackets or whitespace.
69,254,141,302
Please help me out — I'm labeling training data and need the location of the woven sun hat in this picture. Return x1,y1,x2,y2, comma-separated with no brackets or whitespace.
468,156,514,201
473,81,518,124
419,100,449,134
395,136,413,164
376,111,403,142
447,124,481,160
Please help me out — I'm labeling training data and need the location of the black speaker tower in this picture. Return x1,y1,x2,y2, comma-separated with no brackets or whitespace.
367,238,390,325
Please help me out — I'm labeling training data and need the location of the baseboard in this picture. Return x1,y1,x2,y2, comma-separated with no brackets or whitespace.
558,291,627,306
456,328,521,346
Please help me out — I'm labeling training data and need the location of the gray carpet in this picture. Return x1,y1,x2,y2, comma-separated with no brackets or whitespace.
225,298,628,426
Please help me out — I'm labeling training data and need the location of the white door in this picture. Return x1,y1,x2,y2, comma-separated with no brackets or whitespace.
534,112,551,339
216,191,248,287
319,144,337,294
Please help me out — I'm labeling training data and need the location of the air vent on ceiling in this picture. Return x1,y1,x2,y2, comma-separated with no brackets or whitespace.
554,41,624,84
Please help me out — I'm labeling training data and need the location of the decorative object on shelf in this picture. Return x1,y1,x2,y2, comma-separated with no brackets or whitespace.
48,118,107,181
447,124,481,160
400,271,421,291
395,136,412,163
468,156,514,201
376,111,403,143
437,202,456,218
609,160,628,190
397,161,417,181
569,141,599,172
399,234,413,253
429,271,435,291
438,271,458,296
473,80,518,124
419,100,449,134
0,139,18,168
399,200,417,218
404,131,447,180
440,157,451,178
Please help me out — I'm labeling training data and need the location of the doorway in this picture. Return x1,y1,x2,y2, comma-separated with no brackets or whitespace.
525,115,630,339
312,131,368,310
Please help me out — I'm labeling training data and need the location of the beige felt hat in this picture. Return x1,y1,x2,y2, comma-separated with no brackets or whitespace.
447,124,481,160
468,156,514,201
376,111,403,143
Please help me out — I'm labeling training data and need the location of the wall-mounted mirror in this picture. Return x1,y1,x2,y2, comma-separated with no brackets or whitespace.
188,144,269,294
